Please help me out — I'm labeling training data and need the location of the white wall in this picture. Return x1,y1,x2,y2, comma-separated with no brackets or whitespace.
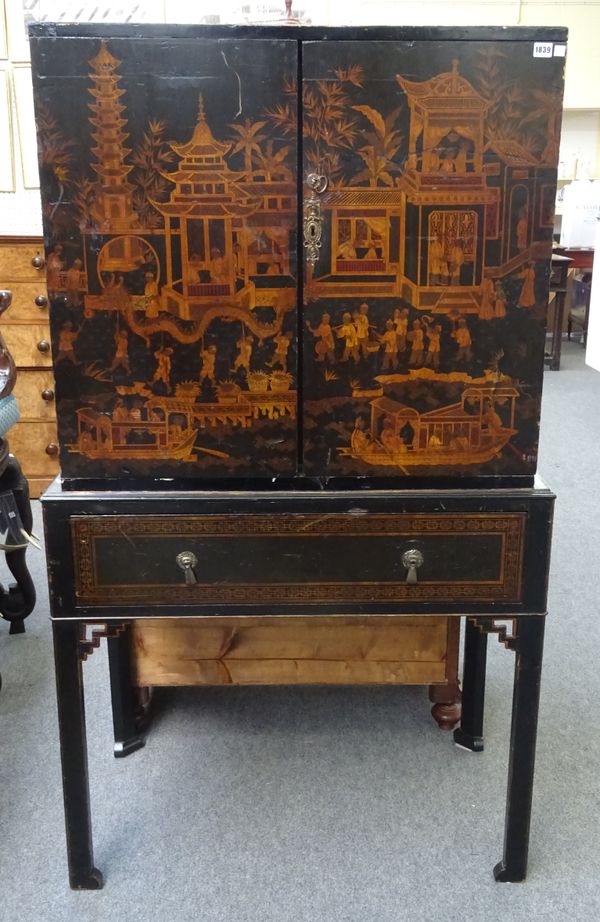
1,0,600,237
558,111,600,179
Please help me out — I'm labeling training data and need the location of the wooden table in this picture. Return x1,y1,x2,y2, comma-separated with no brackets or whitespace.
545,254,572,371
43,479,555,888
553,246,594,270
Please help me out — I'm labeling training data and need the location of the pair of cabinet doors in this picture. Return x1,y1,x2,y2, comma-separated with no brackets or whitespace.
29,25,565,483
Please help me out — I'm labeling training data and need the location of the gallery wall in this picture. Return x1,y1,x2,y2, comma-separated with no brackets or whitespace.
0,0,599,236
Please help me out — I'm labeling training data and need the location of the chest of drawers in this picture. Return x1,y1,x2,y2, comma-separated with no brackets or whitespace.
0,237,59,495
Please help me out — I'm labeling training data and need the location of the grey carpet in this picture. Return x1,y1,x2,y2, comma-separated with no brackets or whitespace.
1,339,599,921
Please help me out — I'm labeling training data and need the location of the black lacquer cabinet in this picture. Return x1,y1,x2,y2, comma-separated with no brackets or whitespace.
30,22,565,889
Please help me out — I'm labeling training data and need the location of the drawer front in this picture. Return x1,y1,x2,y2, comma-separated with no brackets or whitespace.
12,368,57,420
3,323,53,367
9,420,60,477
0,242,45,280
72,512,525,607
5,282,49,322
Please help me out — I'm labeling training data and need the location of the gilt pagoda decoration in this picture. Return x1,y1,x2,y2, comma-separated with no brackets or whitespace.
87,42,138,236
152,94,262,318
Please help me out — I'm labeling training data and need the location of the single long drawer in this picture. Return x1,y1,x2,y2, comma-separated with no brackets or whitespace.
9,420,60,477
0,242,45,280
12,368,57,420
5,282,49,322
71,512,525,607
3,322,53,367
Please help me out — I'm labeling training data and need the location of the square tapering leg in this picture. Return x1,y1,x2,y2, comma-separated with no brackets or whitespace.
454,618,488,752
107,627,146,758
53,620,103,890
494,615,546,882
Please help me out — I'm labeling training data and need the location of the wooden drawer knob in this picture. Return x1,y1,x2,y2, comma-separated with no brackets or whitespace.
37,340,50,353
41,388,55,402
0,290,12,314
45,442,58,456
31,254,45,269
35,294,48,308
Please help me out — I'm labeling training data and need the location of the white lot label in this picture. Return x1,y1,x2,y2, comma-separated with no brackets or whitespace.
533,42,553,58
554,45,567,57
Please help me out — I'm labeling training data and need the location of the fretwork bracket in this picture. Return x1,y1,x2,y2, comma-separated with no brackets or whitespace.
79,622,127,661
468,617,519,651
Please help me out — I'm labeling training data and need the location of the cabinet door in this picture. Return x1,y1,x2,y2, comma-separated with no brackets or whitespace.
30,30,298,481
301,38,564,480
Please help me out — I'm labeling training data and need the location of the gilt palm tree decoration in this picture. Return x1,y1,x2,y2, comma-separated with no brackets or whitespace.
256,141,293,180
519,88,563,163
229,118,268,173
352,105,403,186
35,102,74,224
130,119,176,227
266,67,362,184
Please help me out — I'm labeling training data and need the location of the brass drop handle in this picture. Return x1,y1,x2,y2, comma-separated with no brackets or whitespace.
31,254,45,269
41,388,55,402
35,294,48,308
176,550,198,585
45,442,58,456
37,340,50,353
303,172,328,269
401,548,424,584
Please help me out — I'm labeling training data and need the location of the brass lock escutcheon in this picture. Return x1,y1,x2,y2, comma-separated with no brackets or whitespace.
401,548,424,584
176,550,198,585
303,172,328,269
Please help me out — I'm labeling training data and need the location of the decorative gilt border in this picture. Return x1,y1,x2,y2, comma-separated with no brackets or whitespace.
71,513,525,606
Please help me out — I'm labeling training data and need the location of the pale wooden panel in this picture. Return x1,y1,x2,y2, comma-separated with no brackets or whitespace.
12,369,56,420
8,420,59,477
131,616,457,688
5,281,49,323
135,658,448,687
133,616,450,661
0,243,45,280
27,475,57,499
3,323,52,366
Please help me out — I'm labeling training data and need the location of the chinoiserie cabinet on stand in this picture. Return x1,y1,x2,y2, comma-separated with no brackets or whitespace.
29,22,566,888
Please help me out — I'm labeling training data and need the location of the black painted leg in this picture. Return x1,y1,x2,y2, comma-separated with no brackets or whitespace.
454,618,487,752
107,628,145,758
494,615,546,883
53,620,103,890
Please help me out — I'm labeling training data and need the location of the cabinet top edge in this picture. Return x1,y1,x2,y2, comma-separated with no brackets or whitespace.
41,483,555,504
28,23,568,44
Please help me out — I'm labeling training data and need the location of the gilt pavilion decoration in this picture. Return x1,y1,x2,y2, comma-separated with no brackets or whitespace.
30,32,564,482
